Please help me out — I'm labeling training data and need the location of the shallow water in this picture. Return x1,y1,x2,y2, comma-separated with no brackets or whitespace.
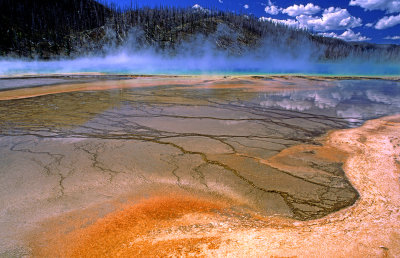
0,76,400,254
1,55,400,76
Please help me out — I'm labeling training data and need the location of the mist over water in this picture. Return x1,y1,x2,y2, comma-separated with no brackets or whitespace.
1,29,399,76
1,54,399,76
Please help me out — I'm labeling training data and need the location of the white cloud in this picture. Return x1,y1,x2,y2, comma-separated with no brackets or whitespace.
375,13,400,29
365,22,374,27
319,29,371,41
260,7,363,32
349,0,400,13
384,35,400,39
265,5,281,15
259,17,301,27
297,7,363,31
264,0,281,15
218,0,223,3
282,3,321,17
192,4,211,13
244,4,249,9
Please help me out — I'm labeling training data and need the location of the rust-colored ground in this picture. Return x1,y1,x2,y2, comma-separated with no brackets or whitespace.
28,115,400,257
3,75,397,256
0,75,337,101
0,76,203,100
29,195,228,257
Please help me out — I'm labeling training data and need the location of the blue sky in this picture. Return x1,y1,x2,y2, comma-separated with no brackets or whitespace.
104,0,400,44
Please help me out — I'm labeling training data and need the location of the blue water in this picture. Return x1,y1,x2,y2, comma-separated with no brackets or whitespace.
0,54,399,76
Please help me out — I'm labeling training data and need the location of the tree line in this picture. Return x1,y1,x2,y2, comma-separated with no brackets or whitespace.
0,0,398,61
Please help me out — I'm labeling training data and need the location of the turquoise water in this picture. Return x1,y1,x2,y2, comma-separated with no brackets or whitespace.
0,54,399,76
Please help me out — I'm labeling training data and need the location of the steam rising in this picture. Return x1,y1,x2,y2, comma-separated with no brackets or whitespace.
1,27,399,76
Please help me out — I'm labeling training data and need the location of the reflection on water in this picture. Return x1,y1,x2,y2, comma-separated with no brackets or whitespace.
1,79,399,133
0,77,399,245
256,80,400,126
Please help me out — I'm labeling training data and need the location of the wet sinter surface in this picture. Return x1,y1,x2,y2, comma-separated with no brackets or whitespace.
0,76,400,255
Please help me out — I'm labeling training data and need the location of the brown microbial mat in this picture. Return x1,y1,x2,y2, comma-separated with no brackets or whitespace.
0,75,399,256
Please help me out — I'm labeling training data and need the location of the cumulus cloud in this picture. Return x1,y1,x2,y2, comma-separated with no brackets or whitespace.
349,0,400,13
264,0,281,15
244,4,249,9
384,35,400,39
259,17,300,27
282,3,321,17
375,13,400,29
218,0,223,3
265,5,281,15
260,7,363,31
319,29,371,41
297,7,363,31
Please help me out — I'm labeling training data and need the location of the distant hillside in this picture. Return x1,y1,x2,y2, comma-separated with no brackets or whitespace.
1,0,399,61
0,0,110,57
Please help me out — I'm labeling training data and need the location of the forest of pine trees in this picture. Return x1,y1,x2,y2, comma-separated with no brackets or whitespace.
1,0,399,61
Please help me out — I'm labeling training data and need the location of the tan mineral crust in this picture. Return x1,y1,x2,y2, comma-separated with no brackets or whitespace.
28,115,400,257
0,75,399,257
